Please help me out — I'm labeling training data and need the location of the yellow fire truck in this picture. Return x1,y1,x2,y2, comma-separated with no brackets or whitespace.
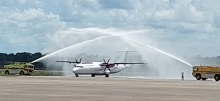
3,62,34,75
192,65,220,81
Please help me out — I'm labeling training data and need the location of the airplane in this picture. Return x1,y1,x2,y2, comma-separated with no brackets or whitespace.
55,49,147,77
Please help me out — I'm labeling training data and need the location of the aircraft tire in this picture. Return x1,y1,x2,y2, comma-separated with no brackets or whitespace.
75,74,79,77
105,74,109,77
91,74,95,77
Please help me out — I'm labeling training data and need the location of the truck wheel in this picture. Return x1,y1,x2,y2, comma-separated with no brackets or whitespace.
19,71,24,75
4,71,9,75
214,75,220,81
196,74,201,80
202,78,207,81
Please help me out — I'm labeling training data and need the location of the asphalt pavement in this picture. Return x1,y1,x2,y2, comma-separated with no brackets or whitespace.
0,76,219,101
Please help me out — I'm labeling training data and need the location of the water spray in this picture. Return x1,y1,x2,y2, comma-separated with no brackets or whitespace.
31,35,111,63
31,27,193,78
122,37,193,67
33,28,192,67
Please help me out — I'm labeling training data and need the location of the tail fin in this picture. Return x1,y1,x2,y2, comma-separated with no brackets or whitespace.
116,48,135,63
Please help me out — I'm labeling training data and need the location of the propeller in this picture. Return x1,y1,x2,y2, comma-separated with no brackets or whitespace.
73,57,82,67
102,58,111,74
75,57,82,63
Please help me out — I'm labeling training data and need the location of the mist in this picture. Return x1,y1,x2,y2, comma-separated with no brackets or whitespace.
30,27,200,79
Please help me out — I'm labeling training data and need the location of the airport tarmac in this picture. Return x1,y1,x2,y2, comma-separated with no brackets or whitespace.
0,76,219,101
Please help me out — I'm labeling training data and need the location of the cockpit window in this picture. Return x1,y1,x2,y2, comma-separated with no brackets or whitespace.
75,66,83,68
193,67,197,70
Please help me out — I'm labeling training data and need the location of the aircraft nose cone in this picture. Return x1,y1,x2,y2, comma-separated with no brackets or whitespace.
72,68,79,72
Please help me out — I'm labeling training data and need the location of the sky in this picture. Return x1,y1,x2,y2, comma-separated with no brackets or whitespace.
0,0,220,57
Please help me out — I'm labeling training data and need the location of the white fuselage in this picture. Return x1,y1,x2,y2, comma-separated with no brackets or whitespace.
72,62,129,75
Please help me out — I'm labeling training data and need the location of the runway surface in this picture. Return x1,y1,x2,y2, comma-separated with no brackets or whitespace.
0,76,219,101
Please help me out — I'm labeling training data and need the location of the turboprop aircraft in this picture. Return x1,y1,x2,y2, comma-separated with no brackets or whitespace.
56,50,147,77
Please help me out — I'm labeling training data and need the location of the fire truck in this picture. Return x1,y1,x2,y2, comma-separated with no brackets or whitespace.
192,65,220,81
3,62,34,75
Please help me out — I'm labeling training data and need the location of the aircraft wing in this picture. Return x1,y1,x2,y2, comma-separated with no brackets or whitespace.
114,62,147,65
55,61,80,64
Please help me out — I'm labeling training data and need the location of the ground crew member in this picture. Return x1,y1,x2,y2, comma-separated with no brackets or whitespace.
181,72,184,81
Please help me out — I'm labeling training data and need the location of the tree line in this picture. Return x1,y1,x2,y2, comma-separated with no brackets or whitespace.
0,52,220,70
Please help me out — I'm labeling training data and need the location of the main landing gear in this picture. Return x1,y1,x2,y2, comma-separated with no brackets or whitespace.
105,74,109,77
90,74,109,77
91,74,95,77
74,74,110,77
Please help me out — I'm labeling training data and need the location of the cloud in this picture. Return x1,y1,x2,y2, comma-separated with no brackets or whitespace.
0,7,66,53
0,0,220,57
98,0,133,9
